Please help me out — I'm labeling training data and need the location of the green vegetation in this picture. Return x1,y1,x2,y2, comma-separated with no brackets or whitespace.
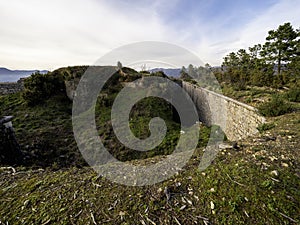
0,92,82,168
257,122,276,133
180,64,219,90
22,72,65,105
286,86,300,102
0,66,208,166
213,22,300,89
0,110,299,224
0,63,299,224
258,95,292,117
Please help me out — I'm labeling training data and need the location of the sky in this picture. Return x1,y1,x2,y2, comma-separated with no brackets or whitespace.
0,0,299,70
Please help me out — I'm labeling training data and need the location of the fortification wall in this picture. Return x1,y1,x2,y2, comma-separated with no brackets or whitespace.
182,82,265,141
0,79,24,95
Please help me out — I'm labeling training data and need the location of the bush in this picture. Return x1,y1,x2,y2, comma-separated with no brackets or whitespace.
258,95,292,117
151,71,167,78
286,87,300,102
22,72,65,105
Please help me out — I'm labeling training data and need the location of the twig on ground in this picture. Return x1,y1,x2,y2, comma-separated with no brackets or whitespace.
91,212,97,225
174,216,181,225
226,173,246,186
0,166,16,174
145,216,156,225
278,211,297,223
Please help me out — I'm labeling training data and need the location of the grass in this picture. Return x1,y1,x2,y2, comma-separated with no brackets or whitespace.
0,130,299,224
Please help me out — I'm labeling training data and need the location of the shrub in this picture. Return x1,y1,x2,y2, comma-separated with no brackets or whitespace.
151,71,167,78
257,123,275,133
286,87,300,102
22,72,65,105
258,95,292,117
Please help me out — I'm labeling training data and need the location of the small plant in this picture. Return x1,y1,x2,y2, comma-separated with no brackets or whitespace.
258,94,292,117
257,122,275,133
245,96,253,103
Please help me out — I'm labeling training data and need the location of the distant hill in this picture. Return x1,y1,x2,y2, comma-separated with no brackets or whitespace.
0,67,48,82
149,68,181,78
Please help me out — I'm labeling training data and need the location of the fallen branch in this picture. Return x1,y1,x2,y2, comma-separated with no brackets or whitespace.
195,215,209,221
174,216,181,225
278,211,297,223
0,166,16,174
74,210,82,218
226,173,246,187
270,177,280,182
90,212,97,225
145,216,156,225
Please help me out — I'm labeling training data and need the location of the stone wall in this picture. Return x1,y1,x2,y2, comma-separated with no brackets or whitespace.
182,82,265,141
0,79,24,95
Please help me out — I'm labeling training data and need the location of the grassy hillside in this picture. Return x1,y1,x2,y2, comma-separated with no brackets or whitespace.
0,66,209,167
0,66,299,224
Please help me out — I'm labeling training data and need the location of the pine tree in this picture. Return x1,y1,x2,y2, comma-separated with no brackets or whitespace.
260,22,298,77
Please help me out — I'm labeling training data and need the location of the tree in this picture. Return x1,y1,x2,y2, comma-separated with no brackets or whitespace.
260,22,298,76
180,66,192,80
204,63,212,69
248,44,273,86
222,50,251,88
287,28,300,85
219,22,299,88
249,44,262,59
222,52,240,83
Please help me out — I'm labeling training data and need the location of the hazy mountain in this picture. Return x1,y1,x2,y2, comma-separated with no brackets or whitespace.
0,67,48,82
149,68,181,78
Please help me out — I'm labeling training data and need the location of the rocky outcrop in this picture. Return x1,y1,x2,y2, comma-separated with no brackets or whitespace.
0,116,22,164
65,79,80,101
0,79,25,95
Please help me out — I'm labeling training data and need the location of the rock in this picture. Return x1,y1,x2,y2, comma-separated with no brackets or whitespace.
218,143,233,150
210,201,215,210
265,136,276,141
164,187,171,202
270,170,279,177
209,188,216,193
180,205,186,211
175,182,181,187
232,142,239,149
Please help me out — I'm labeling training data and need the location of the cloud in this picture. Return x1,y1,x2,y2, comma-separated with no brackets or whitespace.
0,0,299,69
203,0,300,65
240,0,300,47
0,0,174,69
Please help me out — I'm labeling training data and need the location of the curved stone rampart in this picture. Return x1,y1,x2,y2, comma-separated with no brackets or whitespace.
182,82,265,141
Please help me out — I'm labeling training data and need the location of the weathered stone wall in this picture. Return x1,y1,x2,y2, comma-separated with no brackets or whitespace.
182,82,265,141
0,79,24,95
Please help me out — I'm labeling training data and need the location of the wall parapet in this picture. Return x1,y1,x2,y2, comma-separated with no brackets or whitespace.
182,82,265,141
